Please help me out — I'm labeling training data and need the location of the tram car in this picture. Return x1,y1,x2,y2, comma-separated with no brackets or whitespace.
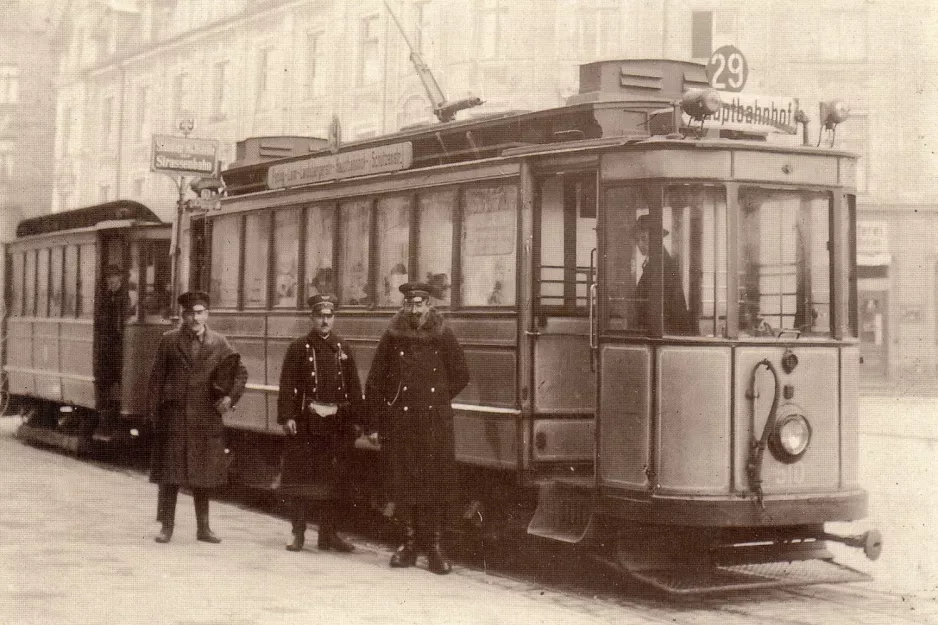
1,58,881,593
3,200,172,452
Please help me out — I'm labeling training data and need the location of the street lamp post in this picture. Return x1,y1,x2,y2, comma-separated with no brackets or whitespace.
168,116,195,324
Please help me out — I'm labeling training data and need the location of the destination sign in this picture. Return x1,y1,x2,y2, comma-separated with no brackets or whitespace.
151,134,219,175
267,142,413,189
687,94,801,135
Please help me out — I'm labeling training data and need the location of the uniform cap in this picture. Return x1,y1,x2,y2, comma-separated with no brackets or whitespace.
399,281,436,302
307,293,338,313
178,290,211,310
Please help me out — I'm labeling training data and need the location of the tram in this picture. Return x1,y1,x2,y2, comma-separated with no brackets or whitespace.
2,58,881,593
3,200,172,451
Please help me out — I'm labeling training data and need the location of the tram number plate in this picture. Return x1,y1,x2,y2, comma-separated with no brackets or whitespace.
768,462,807,487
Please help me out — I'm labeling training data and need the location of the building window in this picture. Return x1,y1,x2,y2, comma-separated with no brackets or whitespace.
0,141,12,184
477,0,508,59
171,72,189,129
576,3,619,59
691,11,713,59
135,85,149,141
0,66,19,104
102,96,114,147
413,2,429,55
132,177,145,198
59,107,72,157
357,15,381,86
98,183,110,203
212,61,228,120
304,32,324,100
256,47,274,109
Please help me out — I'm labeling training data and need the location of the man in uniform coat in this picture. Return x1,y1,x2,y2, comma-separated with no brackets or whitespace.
277,294,365,553
147,290,248,544
366,282,469,575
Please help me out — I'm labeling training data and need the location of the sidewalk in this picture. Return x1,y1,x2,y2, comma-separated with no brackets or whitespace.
0,416,646,625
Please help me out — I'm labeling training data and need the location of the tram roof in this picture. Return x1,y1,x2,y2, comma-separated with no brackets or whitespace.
15,200,164,238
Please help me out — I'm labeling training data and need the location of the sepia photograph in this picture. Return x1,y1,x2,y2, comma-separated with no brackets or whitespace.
0,1,936,623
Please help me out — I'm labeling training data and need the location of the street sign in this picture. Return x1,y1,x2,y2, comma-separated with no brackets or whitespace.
151,134,219,176
707,45,748,93
267,142,413,190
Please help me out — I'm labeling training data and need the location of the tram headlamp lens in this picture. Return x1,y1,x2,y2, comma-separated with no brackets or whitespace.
681,88,723,121
820,99,850,129
770,413,812,462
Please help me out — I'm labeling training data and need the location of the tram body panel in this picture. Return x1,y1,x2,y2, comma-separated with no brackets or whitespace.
841,344,860,487
597,343,651,491
34,319,63,401
6,318,36,397
59,319,95,407
532,317,594,414
734,346,841,495
656,345,732,494
453,408,522,469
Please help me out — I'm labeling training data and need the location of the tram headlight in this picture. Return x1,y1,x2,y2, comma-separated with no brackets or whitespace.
681,88,723,121
819,99,850,129
769,411,812,463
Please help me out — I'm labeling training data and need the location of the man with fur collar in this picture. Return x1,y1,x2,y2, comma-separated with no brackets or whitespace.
366,282,469,575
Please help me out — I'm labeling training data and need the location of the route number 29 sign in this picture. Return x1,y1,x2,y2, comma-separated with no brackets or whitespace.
706,45,748,92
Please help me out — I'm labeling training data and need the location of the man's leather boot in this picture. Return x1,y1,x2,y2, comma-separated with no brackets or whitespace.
154,522,173,544
390,525,417,568
194,493,221,544
427,532,452,575
286,532,305,552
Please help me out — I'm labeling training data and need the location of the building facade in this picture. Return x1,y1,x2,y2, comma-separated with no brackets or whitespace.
47,0,938,392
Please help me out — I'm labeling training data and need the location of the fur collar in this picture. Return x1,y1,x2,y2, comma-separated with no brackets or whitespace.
304,329,344,352
387,309,446,341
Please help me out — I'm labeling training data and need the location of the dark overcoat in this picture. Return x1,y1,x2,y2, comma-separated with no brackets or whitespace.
277,330,364,499
365,310,469,525
147,327,248,488
93,285,129,387
635,249,696,335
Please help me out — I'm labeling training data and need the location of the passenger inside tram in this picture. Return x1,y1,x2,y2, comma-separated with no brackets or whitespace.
632,214,695,335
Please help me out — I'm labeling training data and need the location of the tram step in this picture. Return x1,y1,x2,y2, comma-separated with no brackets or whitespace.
617,558,872,595
15,422,81,453
527,480,597,544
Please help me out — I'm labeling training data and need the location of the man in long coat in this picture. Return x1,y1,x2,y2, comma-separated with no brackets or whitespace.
277,294,364,553
148,290,248,544
633,214,696,335
366,282,469,575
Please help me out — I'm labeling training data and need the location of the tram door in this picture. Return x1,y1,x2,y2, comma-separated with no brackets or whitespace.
531,172,597,464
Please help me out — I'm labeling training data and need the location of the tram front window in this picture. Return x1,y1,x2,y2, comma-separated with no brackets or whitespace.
738,188,832,338
603,184,727,337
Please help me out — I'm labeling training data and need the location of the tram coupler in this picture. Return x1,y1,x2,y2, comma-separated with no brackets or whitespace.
817,529,883,560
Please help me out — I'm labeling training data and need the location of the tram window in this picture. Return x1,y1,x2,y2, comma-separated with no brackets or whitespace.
36,248,49,317
78,243,96,319
50,247,64,317
664,185,727,337
738,188,832,337
417,189,455,307
136,240,172,319
63,245,78,317
843,194,858,337
339,199,371,306
10,252,24,316
538,174,596,314
602,186,650,333
462,186,517,307
305,204,335,298
376,195,411,307
273,209,300,308
243,212,271,308
24,250,35,316
209,214,241,308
